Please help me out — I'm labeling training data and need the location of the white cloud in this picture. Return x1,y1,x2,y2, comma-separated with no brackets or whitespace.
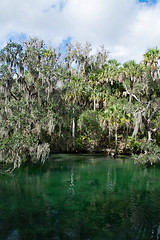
0,0,160,63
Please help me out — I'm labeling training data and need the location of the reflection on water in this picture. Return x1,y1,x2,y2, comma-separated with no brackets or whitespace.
0,154,160,240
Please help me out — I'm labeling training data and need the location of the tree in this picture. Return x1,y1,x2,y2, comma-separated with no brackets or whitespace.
0,38,63,170
102,97,132,154
0,39,160,169
98,59,120,95
122,61,143,103
77,110,102,150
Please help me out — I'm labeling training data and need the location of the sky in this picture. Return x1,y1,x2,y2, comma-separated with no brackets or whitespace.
0,0,160,63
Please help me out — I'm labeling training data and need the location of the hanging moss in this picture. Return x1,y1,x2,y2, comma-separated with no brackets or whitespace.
0,40,160,170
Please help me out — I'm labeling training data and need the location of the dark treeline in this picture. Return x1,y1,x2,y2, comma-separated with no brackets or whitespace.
0,38,160,170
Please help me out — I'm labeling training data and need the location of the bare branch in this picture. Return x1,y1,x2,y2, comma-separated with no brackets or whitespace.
123,84,146,104
146,100,152,111
152,127,160,132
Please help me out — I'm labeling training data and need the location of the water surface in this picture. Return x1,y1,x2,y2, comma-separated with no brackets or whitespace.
0,154,160,240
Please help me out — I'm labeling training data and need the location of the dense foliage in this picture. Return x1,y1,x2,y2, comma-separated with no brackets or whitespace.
0,38,160,169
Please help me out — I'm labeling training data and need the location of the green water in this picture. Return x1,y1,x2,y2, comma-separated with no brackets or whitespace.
0,154,160,240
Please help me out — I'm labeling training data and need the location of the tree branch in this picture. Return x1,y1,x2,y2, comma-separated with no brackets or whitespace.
152,127,160,132
9,90,18,100
123,84,147,104
149,106,160,122
146,100,153,111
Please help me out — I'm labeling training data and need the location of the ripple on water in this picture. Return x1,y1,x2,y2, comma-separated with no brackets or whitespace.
0,154,160,240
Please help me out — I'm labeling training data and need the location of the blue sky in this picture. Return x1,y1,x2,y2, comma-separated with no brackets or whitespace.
139,0,157,4
0,0,160,63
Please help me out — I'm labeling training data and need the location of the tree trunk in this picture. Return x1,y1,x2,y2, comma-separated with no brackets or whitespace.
124,124,129,150
72,118,75,139
147,120,152,143
129,79,133,103
93,96,96,111
115,124,118,153
72,107,75,149
108,123,111,143
146,106,160,143
147,107,151,142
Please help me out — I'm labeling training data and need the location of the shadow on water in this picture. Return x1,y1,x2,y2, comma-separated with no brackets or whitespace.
0,154,160,240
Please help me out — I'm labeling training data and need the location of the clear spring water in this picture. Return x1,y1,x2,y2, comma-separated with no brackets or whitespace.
0,154,160,240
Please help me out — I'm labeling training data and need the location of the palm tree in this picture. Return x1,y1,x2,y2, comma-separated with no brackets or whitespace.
98,59,120,95
88,70,101,111
143,47,160,89
122,61,143,103
143,48,160,69
142,48,160,142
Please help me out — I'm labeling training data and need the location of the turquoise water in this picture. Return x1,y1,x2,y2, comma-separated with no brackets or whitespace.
0,154,160,240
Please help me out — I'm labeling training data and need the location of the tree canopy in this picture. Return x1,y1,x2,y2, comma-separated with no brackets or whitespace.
0,38,160,170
